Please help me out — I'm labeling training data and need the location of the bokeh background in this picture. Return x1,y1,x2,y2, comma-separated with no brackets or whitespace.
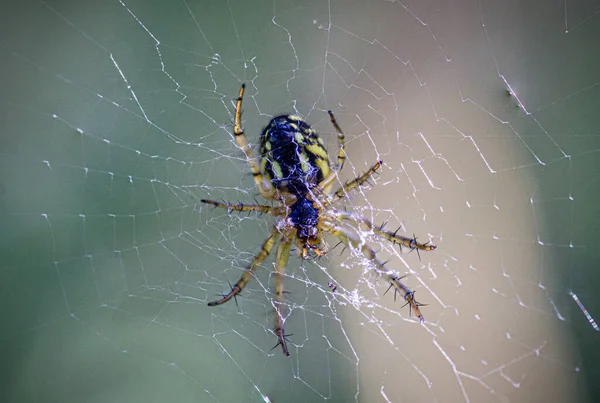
1,0,599,402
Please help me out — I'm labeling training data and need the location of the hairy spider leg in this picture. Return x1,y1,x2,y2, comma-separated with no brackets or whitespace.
208,229,279,306
319,160,382,205
383,275,407,301
311,160,383,207
327,110,347,172
383,280,428,323
334,211,437,253
233,84,277,200
200,199,285,216
332,160,382,200
321,221,426,323
272,233,293,356
401,290,427,322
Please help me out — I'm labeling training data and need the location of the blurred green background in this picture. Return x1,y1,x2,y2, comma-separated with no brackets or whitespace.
1,0,599,402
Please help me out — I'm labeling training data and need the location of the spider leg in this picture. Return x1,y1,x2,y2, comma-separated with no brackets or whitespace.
320,221,426,323
270,329,293,356
201,199,284,216
232,84,277,200
383,275,406,301
383,280,427,317
208,227,280,306
272,233,293,356
210,281,240,307
332,160,382,200
334,210,437,255
327,110,346,173
311,160,382,207
407,233,433,261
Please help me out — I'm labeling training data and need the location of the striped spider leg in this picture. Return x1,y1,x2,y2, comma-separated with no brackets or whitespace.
328,211,434,321
333,211,437,258
231,84,278,201
207,227,280,307
205,221,294,356
271,229,294,356
328,110,347,172
383,275,427,322
312,160,434,322
312,160,383,207
200,199,286,216
319,220,427,323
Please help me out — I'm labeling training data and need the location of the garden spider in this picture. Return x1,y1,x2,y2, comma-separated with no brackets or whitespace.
203,84,436,356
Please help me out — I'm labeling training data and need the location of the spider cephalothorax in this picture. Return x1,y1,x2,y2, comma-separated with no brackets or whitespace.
288,196,321,255
203,84,436,356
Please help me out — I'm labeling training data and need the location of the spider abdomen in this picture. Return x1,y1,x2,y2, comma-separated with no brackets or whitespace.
259,114,331,196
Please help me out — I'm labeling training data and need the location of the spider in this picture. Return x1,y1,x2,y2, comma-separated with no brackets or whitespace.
203,84,436,356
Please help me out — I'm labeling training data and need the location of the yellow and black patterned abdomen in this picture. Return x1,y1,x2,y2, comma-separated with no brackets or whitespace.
259,114,331,196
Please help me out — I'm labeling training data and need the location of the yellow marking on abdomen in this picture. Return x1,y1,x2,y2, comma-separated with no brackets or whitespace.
271,161,283,179
299,152,311,173
306,143,329,159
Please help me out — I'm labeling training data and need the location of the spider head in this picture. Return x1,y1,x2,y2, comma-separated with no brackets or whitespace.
289,196,320,255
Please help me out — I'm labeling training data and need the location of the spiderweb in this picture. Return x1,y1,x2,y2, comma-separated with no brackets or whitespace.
1,0,599,402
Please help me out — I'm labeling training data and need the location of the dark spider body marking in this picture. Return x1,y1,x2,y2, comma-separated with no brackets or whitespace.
289,196,319,244
259,114,331,196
